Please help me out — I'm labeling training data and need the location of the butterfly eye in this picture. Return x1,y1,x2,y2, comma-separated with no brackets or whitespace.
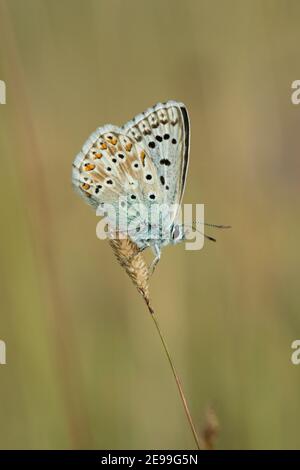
172,225,180,240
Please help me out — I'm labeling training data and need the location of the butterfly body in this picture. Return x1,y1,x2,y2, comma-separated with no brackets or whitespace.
72,101,190,268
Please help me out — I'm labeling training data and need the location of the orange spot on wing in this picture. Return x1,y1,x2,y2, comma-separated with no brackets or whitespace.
140,150,146,166
125,142,132,151
84,163,95,171
106,135,117,145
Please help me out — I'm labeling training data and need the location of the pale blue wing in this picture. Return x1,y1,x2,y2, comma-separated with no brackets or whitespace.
72,101,190,247
72,128,164,245
122,100,190,218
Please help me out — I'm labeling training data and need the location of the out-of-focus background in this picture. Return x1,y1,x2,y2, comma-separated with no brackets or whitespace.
0,0,300,450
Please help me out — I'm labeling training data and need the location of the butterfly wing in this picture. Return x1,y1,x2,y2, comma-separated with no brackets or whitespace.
122,100,190,220
72,126,164,242
72,101,190,247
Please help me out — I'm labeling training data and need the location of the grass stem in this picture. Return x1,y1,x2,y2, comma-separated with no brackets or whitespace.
150,312,202,450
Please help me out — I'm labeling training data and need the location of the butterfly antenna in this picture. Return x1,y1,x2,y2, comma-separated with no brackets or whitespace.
185,224,217,242
204,233,217,242
193,221,231,229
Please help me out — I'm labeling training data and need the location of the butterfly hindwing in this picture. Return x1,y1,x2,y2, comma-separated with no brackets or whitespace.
72,128,164,237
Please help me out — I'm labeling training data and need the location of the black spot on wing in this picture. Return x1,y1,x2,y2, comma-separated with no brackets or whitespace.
160,159,171,166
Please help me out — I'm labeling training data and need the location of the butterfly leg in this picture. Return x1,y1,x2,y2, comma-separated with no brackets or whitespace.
149,244,161,276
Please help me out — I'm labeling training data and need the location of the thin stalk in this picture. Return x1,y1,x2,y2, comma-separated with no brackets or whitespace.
150,311,202,450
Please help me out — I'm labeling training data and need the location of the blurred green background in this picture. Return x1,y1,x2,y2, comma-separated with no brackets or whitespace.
0,0,300,450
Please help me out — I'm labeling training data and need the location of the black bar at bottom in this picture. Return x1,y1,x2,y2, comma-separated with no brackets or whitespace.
0,450,299,466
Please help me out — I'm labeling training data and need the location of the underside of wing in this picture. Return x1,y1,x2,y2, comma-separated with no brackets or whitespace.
122,100,190,211
72,101,190,247
72,128,164,235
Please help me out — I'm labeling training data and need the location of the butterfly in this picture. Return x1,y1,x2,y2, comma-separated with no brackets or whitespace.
72,100,190,272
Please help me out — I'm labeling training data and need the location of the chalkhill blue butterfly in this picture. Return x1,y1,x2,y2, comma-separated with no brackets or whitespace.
72,100,191,271
72,100,230,272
